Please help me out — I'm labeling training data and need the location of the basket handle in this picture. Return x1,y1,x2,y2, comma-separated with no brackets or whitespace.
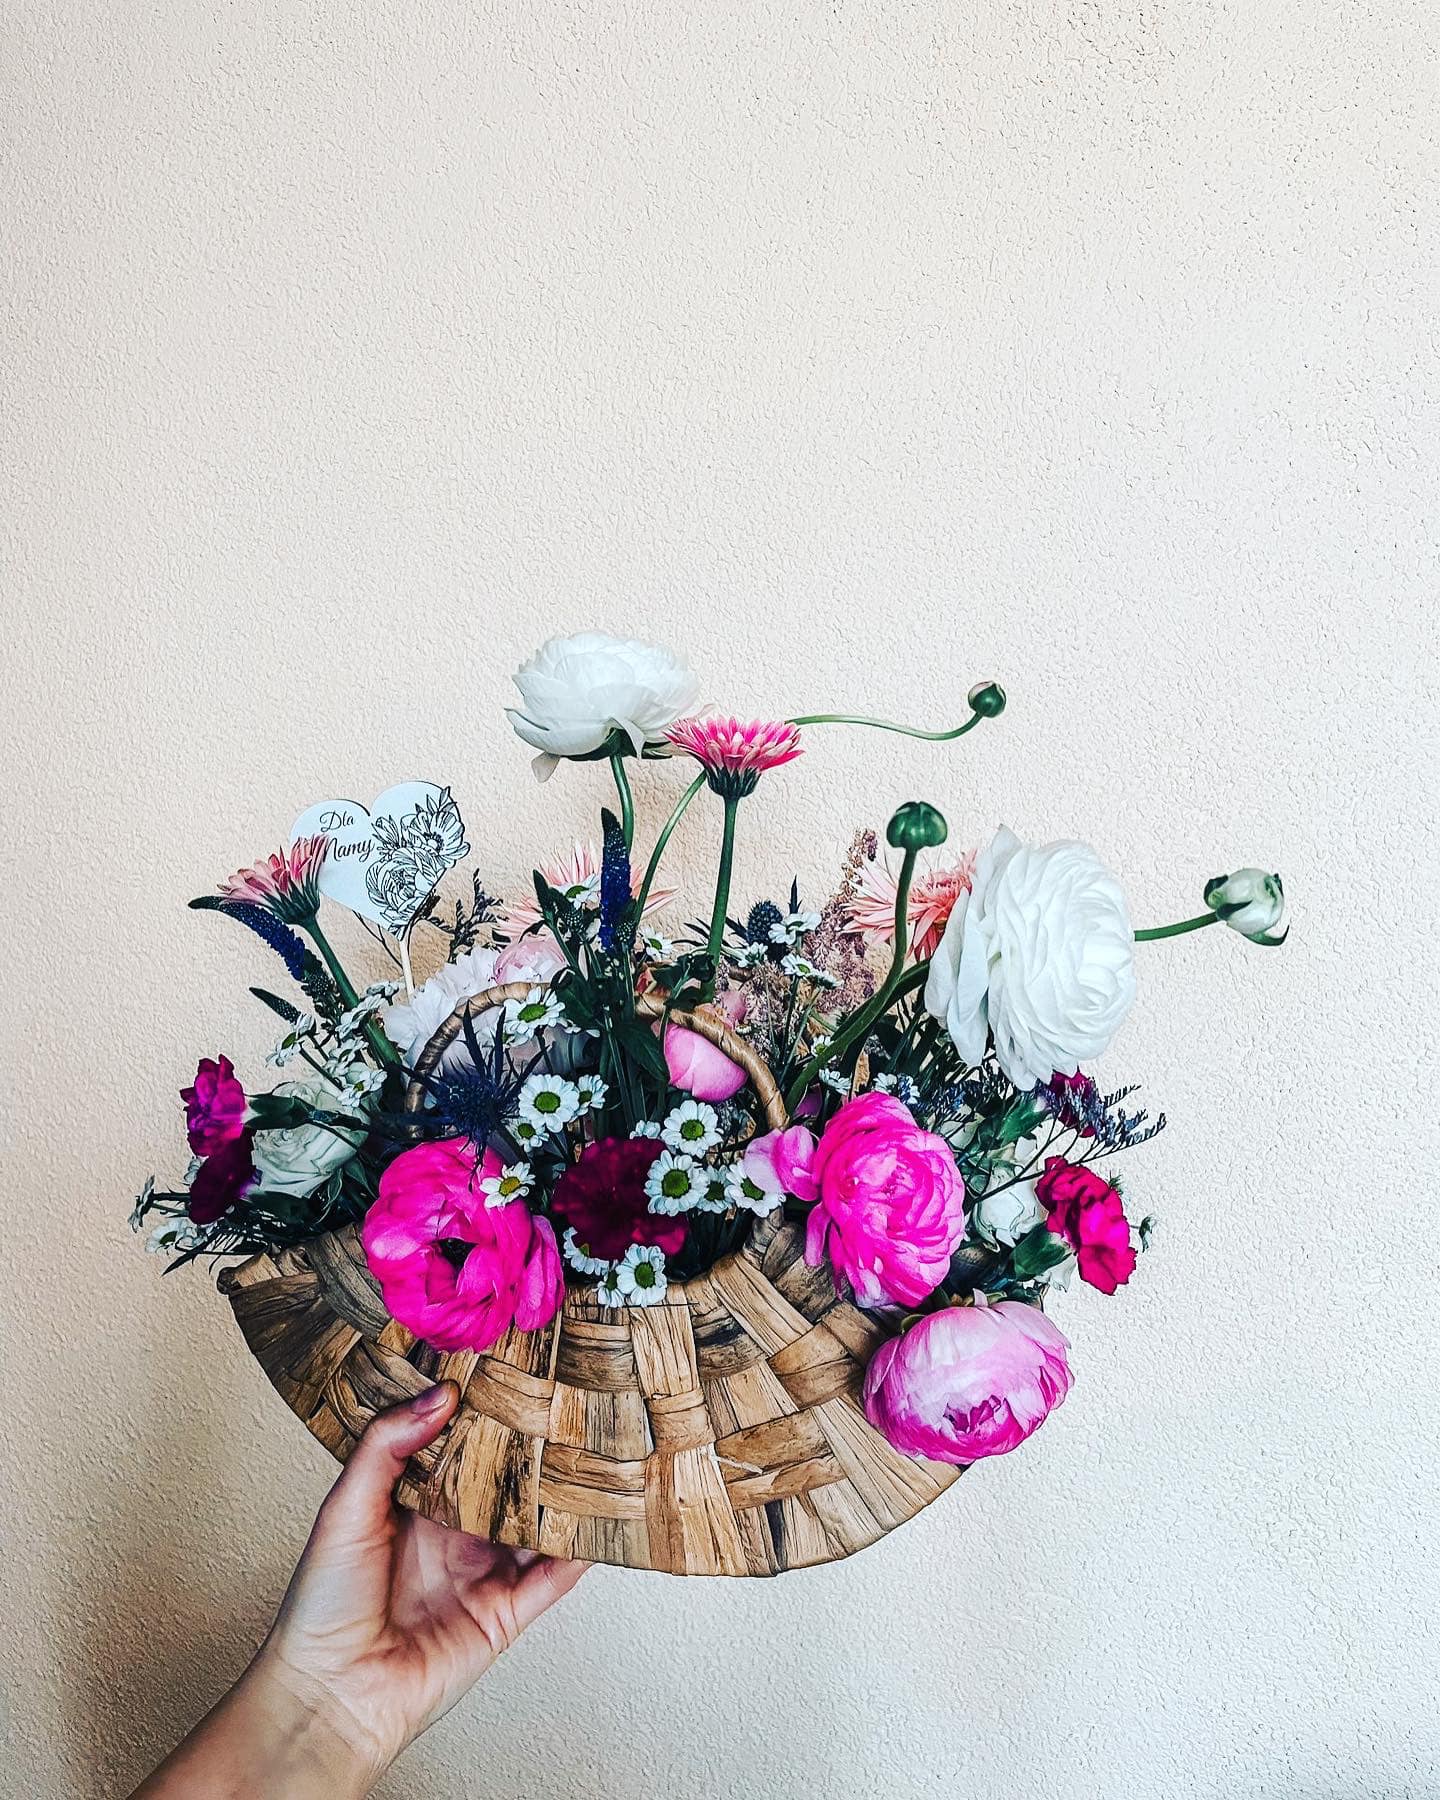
405,983,790,1135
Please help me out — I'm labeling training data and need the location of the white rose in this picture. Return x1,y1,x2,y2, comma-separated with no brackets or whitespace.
924,826,1136,1090
252,1075,365,1198
1203,868,1286,942
506,631,700,772
972,1179,1046,1247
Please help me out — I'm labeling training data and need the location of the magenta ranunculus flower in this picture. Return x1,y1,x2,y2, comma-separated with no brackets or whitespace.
862,1300,1073,1464
1036,1156,1137,1295
181,1054,248,1156
362,1139,564,1353
800,1091,967,1308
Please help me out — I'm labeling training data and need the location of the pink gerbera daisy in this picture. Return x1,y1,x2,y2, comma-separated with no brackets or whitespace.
219,835,328,924
846,848,977,961
495,841,676,942
664,716,803,798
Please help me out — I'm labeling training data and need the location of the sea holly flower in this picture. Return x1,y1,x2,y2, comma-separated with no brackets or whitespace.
663,715,803,800
181,1056,248,1157
502,989,565,1044
480,1160,534,1208
925,827,1136,1091
267,1013,316,1068
362,1139,564,1353
645,1150,704,1215
219,836,329,925
562,1229,612,1276
661,1099,721,1157
517,1073,582,1134
551,1137,686,1260
1036,1157,1137,1295
612,1244,669,1306
507,631,701,773
863,1298,1073,1464
1204,869,1287,944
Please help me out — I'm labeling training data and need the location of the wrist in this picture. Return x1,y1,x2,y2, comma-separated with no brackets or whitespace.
236,1650,385,1800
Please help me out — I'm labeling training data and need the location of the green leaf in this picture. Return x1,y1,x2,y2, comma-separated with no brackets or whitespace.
187,895,224,911
613,1017,668,1084
1011,1222,1071,1280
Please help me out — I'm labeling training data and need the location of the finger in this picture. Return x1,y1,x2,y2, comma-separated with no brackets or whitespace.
315,1381,459,1548
510,1554,588,1632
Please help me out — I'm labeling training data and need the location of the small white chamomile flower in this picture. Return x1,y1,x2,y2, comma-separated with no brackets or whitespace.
147,1217,200,1256
574,1073,609,1112
338,991,390,1039
557,873,602,909
517,1073,582,1133
769,910,820,946
723,1163,784,1216
596,1268,627,1307
480,1160,534,1208
562,1230,612,1276
640,929,675,961
729,941,767,969
268,1012,317,1067
502,988,565,1044
816,1065,851,1094
630,1120,663,1140
661,1099,721,1157
693,1173,730,1214
645,1150,703,1215
129,1176,156,1232
613,1244,668,1305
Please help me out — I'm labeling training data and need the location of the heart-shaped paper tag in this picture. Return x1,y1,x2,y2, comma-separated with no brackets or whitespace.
291,782,469,935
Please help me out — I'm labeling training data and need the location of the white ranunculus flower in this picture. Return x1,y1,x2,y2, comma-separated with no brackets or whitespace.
924,826,1136,1090
381,947,502,1070
506,631,700,773
1203,868,1287,942
972,1179,1046,1247
252,1075,365,1199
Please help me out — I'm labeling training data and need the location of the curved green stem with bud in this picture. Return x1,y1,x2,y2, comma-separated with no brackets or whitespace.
790,681,1006,742
1134,912,1221,942
634,772,706,922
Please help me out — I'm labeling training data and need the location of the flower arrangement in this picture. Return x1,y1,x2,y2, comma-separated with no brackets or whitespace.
133,631,1287,1476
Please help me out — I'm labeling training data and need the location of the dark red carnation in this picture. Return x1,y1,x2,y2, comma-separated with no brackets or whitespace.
188,1133,257,1224
1046,1071,1098,1138
1036,1156,1136,1296
181,1054,248,1156
550,1137,686,1262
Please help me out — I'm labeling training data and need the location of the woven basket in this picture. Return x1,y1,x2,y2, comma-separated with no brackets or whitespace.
220,986,966,1575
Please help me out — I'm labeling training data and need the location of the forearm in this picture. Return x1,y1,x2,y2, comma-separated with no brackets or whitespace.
129,1653,378,1800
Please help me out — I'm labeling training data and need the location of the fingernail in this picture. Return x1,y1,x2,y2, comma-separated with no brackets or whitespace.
412,1383,451,1415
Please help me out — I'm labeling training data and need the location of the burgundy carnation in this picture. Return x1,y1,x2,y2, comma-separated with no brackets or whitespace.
1037,1156,1137,1295
1046,1070,1098,1138
188,1132,257,1224
550,1137,687,1262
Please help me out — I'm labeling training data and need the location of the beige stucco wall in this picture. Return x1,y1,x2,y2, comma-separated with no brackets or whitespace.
4,3,1436,1795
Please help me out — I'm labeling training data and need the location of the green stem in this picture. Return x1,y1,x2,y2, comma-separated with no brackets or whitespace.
634,773,706,920
304,917,402,1069
703,794,741,997
609,751,635,848
1134,912,1220,942
787,710,984,742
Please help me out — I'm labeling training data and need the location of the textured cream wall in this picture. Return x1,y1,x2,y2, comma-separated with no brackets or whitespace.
4,3,1437,1796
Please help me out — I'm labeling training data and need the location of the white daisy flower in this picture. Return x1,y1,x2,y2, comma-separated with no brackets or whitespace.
334,1063,386,1103
562,1230,612,1276
502,988,565,1044
557,872,602,909
809,1031,833,1053
694,1172,730,1214
575,1073,609,1112
267,1012,317,1067
816,1065,851,1094
511,1117,541,1147
183,1155,205,1185
645,1150,703,1215
364,979,403,1000
613,1244,668,1305
769,910,820,946
480,1160,534,1208
630,1120,663,1139
517,1073,582,1134
129,1176,156,1232
596,1268,627,1307
640,929,675,961
723,1163,784,1216
338,991,390,1041
661,1099,721,1157
146,1216,201,1256
729,941,767,969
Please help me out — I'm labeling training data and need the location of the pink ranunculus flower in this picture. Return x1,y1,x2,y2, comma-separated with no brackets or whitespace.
743,1125,820,1205
362,1139,564,1353
802,1091,967,1308
862,1300,1073,1464
181,1054,248,1156
662,989,749,1102
1036,1156,1137,1295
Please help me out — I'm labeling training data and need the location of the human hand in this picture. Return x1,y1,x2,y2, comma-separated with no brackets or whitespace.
258,1380,586,1786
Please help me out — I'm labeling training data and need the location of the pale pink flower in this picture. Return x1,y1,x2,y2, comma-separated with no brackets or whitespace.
862,1300,1073,1464
496,842,675,942
663,989,748,1102
846,849,977,962
663,716,803,798
219,835,329,924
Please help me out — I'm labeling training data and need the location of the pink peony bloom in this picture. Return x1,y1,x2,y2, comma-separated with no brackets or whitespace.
846,849,978,961
219,835,329,924
862,1300,1073,1463
362,1139,564,1353
181,1054,248,1156
663,715,803,798
495,841,675,943
187,1133,257,1224
744,1125,821,1205
662,988,749,1102
1036,1157,1136,1295
801,1092,967,1308
494,933,568,985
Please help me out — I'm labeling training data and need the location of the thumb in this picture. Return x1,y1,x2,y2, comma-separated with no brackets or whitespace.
315,1381,459,1548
